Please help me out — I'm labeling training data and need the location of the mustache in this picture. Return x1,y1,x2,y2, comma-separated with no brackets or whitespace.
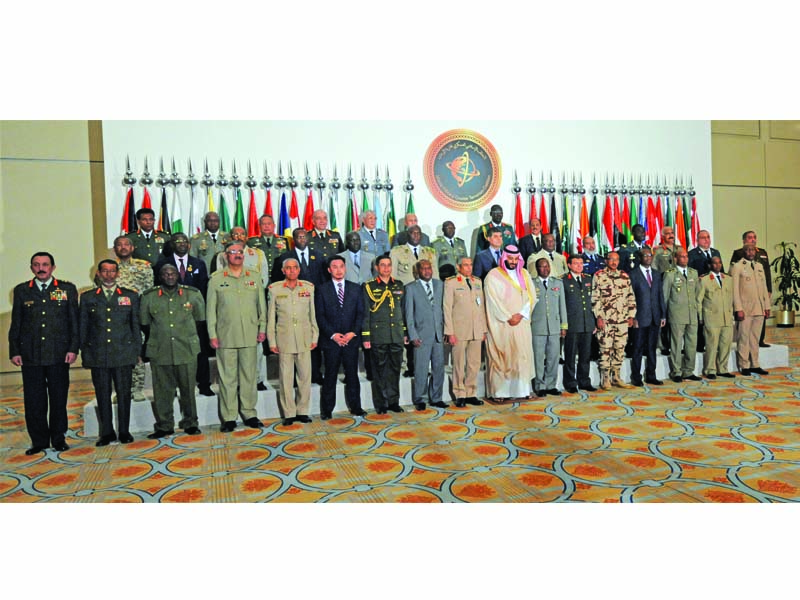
37,270,47,274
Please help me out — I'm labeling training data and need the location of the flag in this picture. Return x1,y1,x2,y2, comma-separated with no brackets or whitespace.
621,195,631,244
247,189,259,237
601,194,613,255
303,189,315,230
188,187,202,235
630,193,638,237
406,190,416,216
345,190,359,233
578,194,589,254
654,196,664,246
289,188,301,232
539,193,549,235
589,193,599,238
121,187,136,234
646,196,657,247
681,194,691,247
612,194,621,249
361,189,370,214
528,192,537,227
218,190,231,232
263,189,273,218
170,187,183,234
665,193,673,227
675,198,687,248
328,191,339,232
386,189,397,240
278,190,291,238
549,192,559,252
690,194,700,247
513,192,525,239
234,188,246,229
205,187,215,214
560,191,570,255
374,190,383,232
142,187,152,210
158,187,170,234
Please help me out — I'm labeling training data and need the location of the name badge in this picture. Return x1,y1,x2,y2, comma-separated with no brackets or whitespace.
118,296,132,306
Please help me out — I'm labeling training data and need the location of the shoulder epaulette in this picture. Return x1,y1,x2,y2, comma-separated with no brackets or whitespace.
142,286,160,295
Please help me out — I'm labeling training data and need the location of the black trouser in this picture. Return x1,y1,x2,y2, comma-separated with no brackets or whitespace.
370,343,403,409
563,331,592,389
321,342,362,415
760,320,767,345
696,326,706,353
196,322,212,387
404,342,415,374
630,324,660,383
311,347,323,383
363,347,373,379
22,363,69,448
660,318,671,353
91,366,133,437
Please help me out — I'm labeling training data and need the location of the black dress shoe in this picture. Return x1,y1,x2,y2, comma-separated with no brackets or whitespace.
685,375,702,382
759,343,771,348
311,378,324,386
414,403,426,411
751,367,769,375
547,389,562,396
184,427,202,435
660,349,670,355
320,413,332,420
430,401,448,408
645,378,663,386
281,418,295,426
25,446,47,456
387,405,404,413
198,386,215,396
582,385,598,392
244,417,264,429
219,421,236,433
147,430,174,439
402,370,413,378
536,390,546,397
705,373,717,380
96,433,117,447
565,387,579,394
454,399,466,407
464,397,484,406
53,441,70,452
670,376,683,383
118,433,134,444
719,372,735,378
630,380,644,387
351,408,367,417
740,368,751,376
296,415,312,423
375,408,387,415
257,382,268,391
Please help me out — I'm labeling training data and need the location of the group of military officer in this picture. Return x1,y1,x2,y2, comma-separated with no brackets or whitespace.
8,201,774,454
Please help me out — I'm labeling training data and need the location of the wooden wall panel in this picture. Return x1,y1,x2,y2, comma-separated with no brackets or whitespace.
765,140,800,188
0,120,90,161
769,120,800,141
711,135,765,186
712,185,767,264
711,120,760,136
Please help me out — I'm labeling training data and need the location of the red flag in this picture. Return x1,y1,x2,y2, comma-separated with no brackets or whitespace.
529,192,537,227
602,195,613,251
247,189,259,237
263,189,273,218
690,195,700,247
613,194,622,248
513,192,525,239
646,196,658,246
303,189,315,230
539,193,549,234
675,200,687,248
121,187,135,234
289,189,300,230
578,195,589,253
141,187,152,210
621,195,631,244
654,196,664,246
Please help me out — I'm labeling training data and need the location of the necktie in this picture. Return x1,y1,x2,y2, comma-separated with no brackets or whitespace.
449,239,454,248
466,278,472,290
105,287,114,300
704,250,710,260
534,237,540,251
426,282,434,304
682,269,687,278
543,280,548,290
369,230,376,241
354,253,360,269
40,283,47,293
548,252,554,260
716,274,722,288
413,247,418,259
179,258,186,280
494,250,500,264
211,233,216,244
751,261,755,270
646,268,652,287
320,232,325,241
301,252,308,269
266,237,271,248
337,282,344,306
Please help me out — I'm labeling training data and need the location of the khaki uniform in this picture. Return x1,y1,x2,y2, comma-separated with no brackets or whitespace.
696,272,734,375
431,236,468,271
215,245,270,287
592,269,636,385
443,274,487,400
662,267,699,378
140,285,205,433
207,269,267,422
116,257,154,401
390,245,439,285
247,234,290,276
731,258,770,370
126,230,167,265
653,243,681,273
267,280,318,419
527,249,568,280
191,230,230,272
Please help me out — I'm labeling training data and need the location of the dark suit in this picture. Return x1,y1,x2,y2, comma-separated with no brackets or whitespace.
9,278,79,448
315,279,365,416
79,287,140,438
473,247,502,280
580,253,606,276
562,272,595,389
730,245,771,346
630,266,666,383
688,247,722,278
518,233,544,265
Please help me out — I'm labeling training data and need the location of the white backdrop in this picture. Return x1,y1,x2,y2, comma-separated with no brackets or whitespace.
102,120,712,253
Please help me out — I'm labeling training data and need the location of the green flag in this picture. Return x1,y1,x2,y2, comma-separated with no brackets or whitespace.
328,193,338,232
665,195,673,227
234,188,246,228
387,190,397,240
345,192,356,233
629,195,638,240
218,190,231,232
361,189,370,214
406,191,415,216
170,188,184,234
681,195,691,245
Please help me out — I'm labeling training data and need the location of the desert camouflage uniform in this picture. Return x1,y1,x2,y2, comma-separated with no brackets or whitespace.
117,258,154,401
592,268,636,388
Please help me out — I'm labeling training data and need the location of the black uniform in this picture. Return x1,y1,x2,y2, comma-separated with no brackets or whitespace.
562,272,595,391
307,229,344,263
8,278,79,449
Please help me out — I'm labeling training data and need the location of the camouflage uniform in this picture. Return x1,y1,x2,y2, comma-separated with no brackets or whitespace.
117,258,154,402
592,268,636,388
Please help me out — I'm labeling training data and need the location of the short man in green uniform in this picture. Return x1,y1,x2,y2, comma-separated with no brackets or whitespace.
207,241,267,432
307,209,344,261
390,225,439,285
190,211,230,272
247,214,290,276
662,247,701,383
591,251,636,389
475,204,517,253
140,264,205,438
363,255,408,414
431,220,468,277
126,207,167,266
267,257,319,426
696,256,735,379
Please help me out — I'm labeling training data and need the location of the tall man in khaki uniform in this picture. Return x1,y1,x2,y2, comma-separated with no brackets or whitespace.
113,235,153,402
190,211,231,272
207,242,267,432
140,264,205,438
731,244,771,376
730,231,772,347
126,207,167,266
662,248,702,383
592,252,636,389
696,256,736,379
444,257,487,407
268,257,319,426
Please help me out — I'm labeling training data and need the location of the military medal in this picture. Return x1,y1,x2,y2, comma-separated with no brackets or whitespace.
118,296,132,306
50,289,67,301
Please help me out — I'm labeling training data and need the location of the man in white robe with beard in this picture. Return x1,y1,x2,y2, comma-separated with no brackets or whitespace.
484,245,538,400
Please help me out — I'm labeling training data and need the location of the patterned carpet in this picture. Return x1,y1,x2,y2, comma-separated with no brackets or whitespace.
2,328,799,503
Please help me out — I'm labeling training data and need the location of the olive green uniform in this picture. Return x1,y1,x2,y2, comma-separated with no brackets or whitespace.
662,266,700,378
126,229,167,265
191,230,230,272
431,236,468,272
247,233,290,276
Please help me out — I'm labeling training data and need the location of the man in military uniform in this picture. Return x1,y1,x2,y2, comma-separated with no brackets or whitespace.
662,248,701,383
618,224,650,274
688,229,722,353
80,260,140,446
531,258,569,396
475,204,517,253
140,264,204,438
215,226,270,284
359,210,391,256
444,257,487,407
731,244,771,376
527,233,568,280
393,213,431,248
653,225,681,355
730,231,772,348
362,255,408,414
696,256,736,379
190,211,230,272
592,251,636,390
113,235,153,402
247,214,289,276
307,209,344,260
562,255,597,394
390,225,438,284
580,235,606,277
207,242,267,432
9,252,79,455
126,207,167,266
431,220,468,277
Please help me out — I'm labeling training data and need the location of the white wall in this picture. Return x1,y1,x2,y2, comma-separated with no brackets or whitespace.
102,120,712,253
